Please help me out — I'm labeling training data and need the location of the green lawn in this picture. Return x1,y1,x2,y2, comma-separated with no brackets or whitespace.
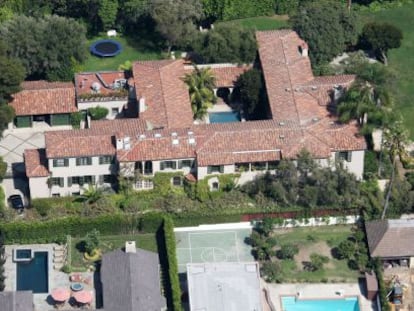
82,35,164,72
359,4,414,139
274,225,361,282
217,15,289,31
69,233,158,271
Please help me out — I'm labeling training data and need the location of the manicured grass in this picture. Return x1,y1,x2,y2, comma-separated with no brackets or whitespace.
70,233,158,270
82,35,164,72
217,15,289,31
359,4,414,139
274,225,360,282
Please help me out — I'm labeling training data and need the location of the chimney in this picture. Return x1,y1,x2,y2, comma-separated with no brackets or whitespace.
125,241,136,253
300,42,308,57
139,97,146,113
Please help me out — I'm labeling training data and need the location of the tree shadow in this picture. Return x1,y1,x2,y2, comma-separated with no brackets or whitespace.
331,247,341,259
75,240,86,253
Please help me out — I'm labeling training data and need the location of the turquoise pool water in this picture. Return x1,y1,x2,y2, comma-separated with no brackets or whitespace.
209,111,240,123
282,296,360,311
16,251,49,293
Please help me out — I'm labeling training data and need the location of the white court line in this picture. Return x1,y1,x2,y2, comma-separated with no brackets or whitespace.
188,230,236,236
234,231,240,262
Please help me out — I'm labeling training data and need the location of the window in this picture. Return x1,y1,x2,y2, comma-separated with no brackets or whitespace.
207,165,224,174
172,176,182,186
267,161,280,170
111,108,119,116
251,162,266,171
211,182,219,191
53,158,69,167
68,175,95,186
235,163,250,172
160,161,177,170
76,157,92,166
100,174,114,184
135,179,154,189
99,155,113,165
337,151,352,162
178,160,193,169
50,177,64,187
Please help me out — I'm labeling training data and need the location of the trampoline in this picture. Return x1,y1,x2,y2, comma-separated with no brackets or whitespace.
90,39,122,57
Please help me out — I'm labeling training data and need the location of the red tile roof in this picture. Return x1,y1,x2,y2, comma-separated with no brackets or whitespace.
24,149,49,177
184,64,252,88
10,81,77,116
75,71,129,96
132,59,193,129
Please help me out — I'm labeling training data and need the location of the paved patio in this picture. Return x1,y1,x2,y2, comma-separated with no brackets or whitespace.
4,243,95,311
264,282,378,311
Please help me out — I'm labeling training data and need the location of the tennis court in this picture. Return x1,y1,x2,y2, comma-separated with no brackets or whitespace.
175,225,254,273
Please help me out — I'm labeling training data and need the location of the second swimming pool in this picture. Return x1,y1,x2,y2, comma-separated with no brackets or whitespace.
281,296,360,311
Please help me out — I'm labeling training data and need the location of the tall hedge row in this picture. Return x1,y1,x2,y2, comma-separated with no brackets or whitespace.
373,258,390,311
0,213,164,244
162,217,183,311
202,0,274,21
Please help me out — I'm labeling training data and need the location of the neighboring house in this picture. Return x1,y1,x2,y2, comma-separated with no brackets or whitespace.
100,242,167,311
24,30,366,198
365,219,414,266
186,262,263,311
8,81,76,128
0,291,34,311
75,71,131,120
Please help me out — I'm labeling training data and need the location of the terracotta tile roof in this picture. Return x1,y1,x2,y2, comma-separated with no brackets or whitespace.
184,64,252,88
24,149,49,177
301,75,356,87
45,129,116,158
132,59,193,129
89,118,147,135
75,71,129,96
10,81,76,116
365,219,414,258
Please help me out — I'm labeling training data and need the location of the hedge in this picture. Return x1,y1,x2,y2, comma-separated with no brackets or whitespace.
161,217,182,311
0,213,164,244
202,0,274,21
373,258,390,311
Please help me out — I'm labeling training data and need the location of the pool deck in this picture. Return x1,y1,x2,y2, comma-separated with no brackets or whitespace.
264,282,378,311
4,244,95,311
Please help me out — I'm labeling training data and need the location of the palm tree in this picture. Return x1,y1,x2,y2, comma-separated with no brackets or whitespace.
381,120,408,219
183,65,216,120
338,63,393,134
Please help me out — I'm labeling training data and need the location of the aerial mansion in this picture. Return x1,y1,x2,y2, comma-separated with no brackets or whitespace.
12,30,366,198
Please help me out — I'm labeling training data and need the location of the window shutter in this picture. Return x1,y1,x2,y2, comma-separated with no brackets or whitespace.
67,177,72,187
59,178,64,187
220,166,224,173
87,157,92,165
92,176,96,184
99,157,103,165
98,175,104,184
53,159,57,167
207,166,212,174
160,162,165,170
172,161,177,169
178,161,183,169
64,158,69,166
79,176,84,185
346,152,352,162
76,158,80,166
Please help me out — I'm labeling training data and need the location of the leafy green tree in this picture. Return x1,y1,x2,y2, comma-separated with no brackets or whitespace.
88,106,109,120
81,185,104,205
191,24,257,64
337,240,355,259
277,243,299,260
83,229,100,255
0,15,87,80
234,68,267,120
121,0,151,24
308,253,329,271
183,65,216,120
257,217,275,237
0,41,25,102
260,261,283,283
291,0,358,66
361,22,403,65
150,0,203,53
99,0,119,30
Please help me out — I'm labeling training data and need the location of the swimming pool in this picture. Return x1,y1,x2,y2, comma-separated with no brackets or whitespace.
281,296,360,311
209,111,240,123
16,251,49,293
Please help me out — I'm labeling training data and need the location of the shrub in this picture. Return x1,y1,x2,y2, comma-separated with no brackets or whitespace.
88,106,108,120
308,253,329,271
161,217,182,311
277,243,299,260
0,157,6,182
32,199,52,217
260,261,283,283
373,258,391,311
337,240,355,260
83,229,100,255
71,111,84,129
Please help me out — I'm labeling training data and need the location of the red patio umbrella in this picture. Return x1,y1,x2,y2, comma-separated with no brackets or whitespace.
73,290,93,304
51,287,71,302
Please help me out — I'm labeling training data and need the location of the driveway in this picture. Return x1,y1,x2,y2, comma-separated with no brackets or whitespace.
0,129,46,201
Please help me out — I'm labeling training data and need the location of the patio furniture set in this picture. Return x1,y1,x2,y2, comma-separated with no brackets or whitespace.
51,274,94,309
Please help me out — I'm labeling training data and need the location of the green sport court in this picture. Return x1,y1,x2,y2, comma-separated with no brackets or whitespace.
175,227,254,273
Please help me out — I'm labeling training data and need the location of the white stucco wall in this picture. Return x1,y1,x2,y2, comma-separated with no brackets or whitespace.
29,177,50,199
330,150,365,180
77,100,127,119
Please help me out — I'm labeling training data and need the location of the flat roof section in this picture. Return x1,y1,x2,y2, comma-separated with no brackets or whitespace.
187,262,263,311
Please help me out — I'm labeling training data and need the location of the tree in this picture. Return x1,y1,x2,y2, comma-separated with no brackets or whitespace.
81,185,104,205
183,65,216,120
150,0,203,53
235,68,266,119
277,243,299,260
191,24,257,64
83,229,100,255
308,253,329,271
121,0,151,24
291,0,358,67
337,240,355,260
361,22,403,65
0,41,25,102
98,0,119,30
257,217,275,237
260,261,283,283
88,106,109,120
0,15,87,80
